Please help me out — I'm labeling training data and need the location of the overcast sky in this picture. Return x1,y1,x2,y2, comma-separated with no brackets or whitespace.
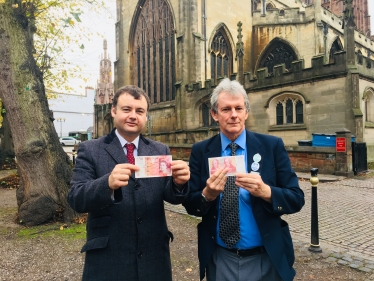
65,0,116,95
369,1,374,32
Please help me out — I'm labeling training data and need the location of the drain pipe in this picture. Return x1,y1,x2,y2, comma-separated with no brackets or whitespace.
203,0,207,81
262,0,266,15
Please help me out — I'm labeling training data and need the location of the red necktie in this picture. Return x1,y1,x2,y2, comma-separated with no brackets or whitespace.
125,143,135,164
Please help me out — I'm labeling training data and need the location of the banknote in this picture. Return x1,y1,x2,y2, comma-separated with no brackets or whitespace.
208,155,246,176
135,155,172,178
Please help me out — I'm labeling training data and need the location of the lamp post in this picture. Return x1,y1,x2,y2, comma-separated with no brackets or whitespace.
56,117,65,137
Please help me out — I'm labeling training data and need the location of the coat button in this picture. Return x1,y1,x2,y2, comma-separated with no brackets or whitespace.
278,206,282,210
211,236,214,240
213,216,216,219
138,252,142,258
137,217,142,224
134,184,140,190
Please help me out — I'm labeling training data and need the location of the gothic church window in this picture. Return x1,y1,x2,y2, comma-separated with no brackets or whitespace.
252,0,260,11
132,0,176,104
357,50,363,65
365,90,374,123
210,29,233,83
200,103,217,127
266,3,275,10
259,41,297,76
269,94,305,126
329,39,343,63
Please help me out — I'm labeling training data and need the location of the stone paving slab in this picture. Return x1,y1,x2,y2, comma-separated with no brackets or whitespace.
286,181,374,262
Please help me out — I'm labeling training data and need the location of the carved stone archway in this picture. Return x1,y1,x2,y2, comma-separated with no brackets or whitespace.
257,39,298,75
209,26,234,84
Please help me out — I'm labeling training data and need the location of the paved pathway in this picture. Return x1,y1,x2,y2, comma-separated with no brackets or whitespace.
165,173,374,278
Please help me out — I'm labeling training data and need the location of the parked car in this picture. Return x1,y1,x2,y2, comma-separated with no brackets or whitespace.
59,137,80,146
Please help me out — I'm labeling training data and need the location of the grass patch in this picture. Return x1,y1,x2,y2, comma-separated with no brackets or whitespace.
183,214,201,224
368,162,374,170
17,222,86,240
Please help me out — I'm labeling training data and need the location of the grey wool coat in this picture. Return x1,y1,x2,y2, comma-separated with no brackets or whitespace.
68,129,188,281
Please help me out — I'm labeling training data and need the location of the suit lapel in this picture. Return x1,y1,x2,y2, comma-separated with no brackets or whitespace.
246,130,265,205
105,136,128,165
204,135,222,176
137,137,153,157
246,130,263,173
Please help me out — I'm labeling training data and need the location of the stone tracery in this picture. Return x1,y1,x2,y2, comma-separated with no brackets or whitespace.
132,0,175,103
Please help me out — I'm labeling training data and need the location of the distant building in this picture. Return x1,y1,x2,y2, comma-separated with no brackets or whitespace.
93,39,114,138
318,0,371,36
49,89,95,138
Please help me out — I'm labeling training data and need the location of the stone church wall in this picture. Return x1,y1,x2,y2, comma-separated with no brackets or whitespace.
203,0,252,77
252,6,317,69
113,0,374,166
180,52,349,144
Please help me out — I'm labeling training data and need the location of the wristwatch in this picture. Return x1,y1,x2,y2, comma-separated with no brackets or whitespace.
201,192,211,203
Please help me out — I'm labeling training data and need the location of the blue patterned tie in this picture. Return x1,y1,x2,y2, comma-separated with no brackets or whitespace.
219,143,240,248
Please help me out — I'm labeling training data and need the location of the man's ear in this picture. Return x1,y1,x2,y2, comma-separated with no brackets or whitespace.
211,110,218,122
111,106,116,117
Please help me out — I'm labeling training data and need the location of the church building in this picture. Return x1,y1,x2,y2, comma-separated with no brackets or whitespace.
94,0,374,173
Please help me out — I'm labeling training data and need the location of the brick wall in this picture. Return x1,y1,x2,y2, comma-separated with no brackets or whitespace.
286,146,336,174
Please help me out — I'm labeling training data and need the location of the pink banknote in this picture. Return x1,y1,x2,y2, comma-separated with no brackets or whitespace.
208,156,246,176
135,155,172,178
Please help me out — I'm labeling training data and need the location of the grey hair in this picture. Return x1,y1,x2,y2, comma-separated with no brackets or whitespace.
210,78,250,113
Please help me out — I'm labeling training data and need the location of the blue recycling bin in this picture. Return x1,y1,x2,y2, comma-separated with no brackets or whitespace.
312,133,356,147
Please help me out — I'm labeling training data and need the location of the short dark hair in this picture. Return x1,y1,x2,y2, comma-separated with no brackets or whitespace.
112,85,151,111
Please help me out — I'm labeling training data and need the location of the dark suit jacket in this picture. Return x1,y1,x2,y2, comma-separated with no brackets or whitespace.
68,130,188,281
182,130,305,281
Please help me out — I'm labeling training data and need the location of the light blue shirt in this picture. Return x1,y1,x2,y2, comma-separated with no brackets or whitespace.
115,130,140,157
216,130,263,249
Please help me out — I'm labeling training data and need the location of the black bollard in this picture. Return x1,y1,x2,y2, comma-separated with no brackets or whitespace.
308,168,322,252
72,149,76,165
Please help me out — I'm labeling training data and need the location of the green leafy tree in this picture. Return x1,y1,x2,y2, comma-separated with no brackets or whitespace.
0,0,109,225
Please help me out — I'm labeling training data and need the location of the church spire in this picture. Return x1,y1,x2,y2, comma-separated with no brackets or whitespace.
103,39,108,59
94,39,114,105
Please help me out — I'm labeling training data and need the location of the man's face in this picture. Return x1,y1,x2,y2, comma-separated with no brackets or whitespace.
111,93,148,141
211,92,248,141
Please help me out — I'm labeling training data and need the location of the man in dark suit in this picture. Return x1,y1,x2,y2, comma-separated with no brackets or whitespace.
68,85,190,281
183,78,304,281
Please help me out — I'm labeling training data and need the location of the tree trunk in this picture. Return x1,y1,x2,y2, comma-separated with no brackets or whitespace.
0,2,74,226
0,115,15,166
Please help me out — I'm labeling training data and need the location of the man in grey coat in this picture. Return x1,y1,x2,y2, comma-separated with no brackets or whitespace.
68,85,190,281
